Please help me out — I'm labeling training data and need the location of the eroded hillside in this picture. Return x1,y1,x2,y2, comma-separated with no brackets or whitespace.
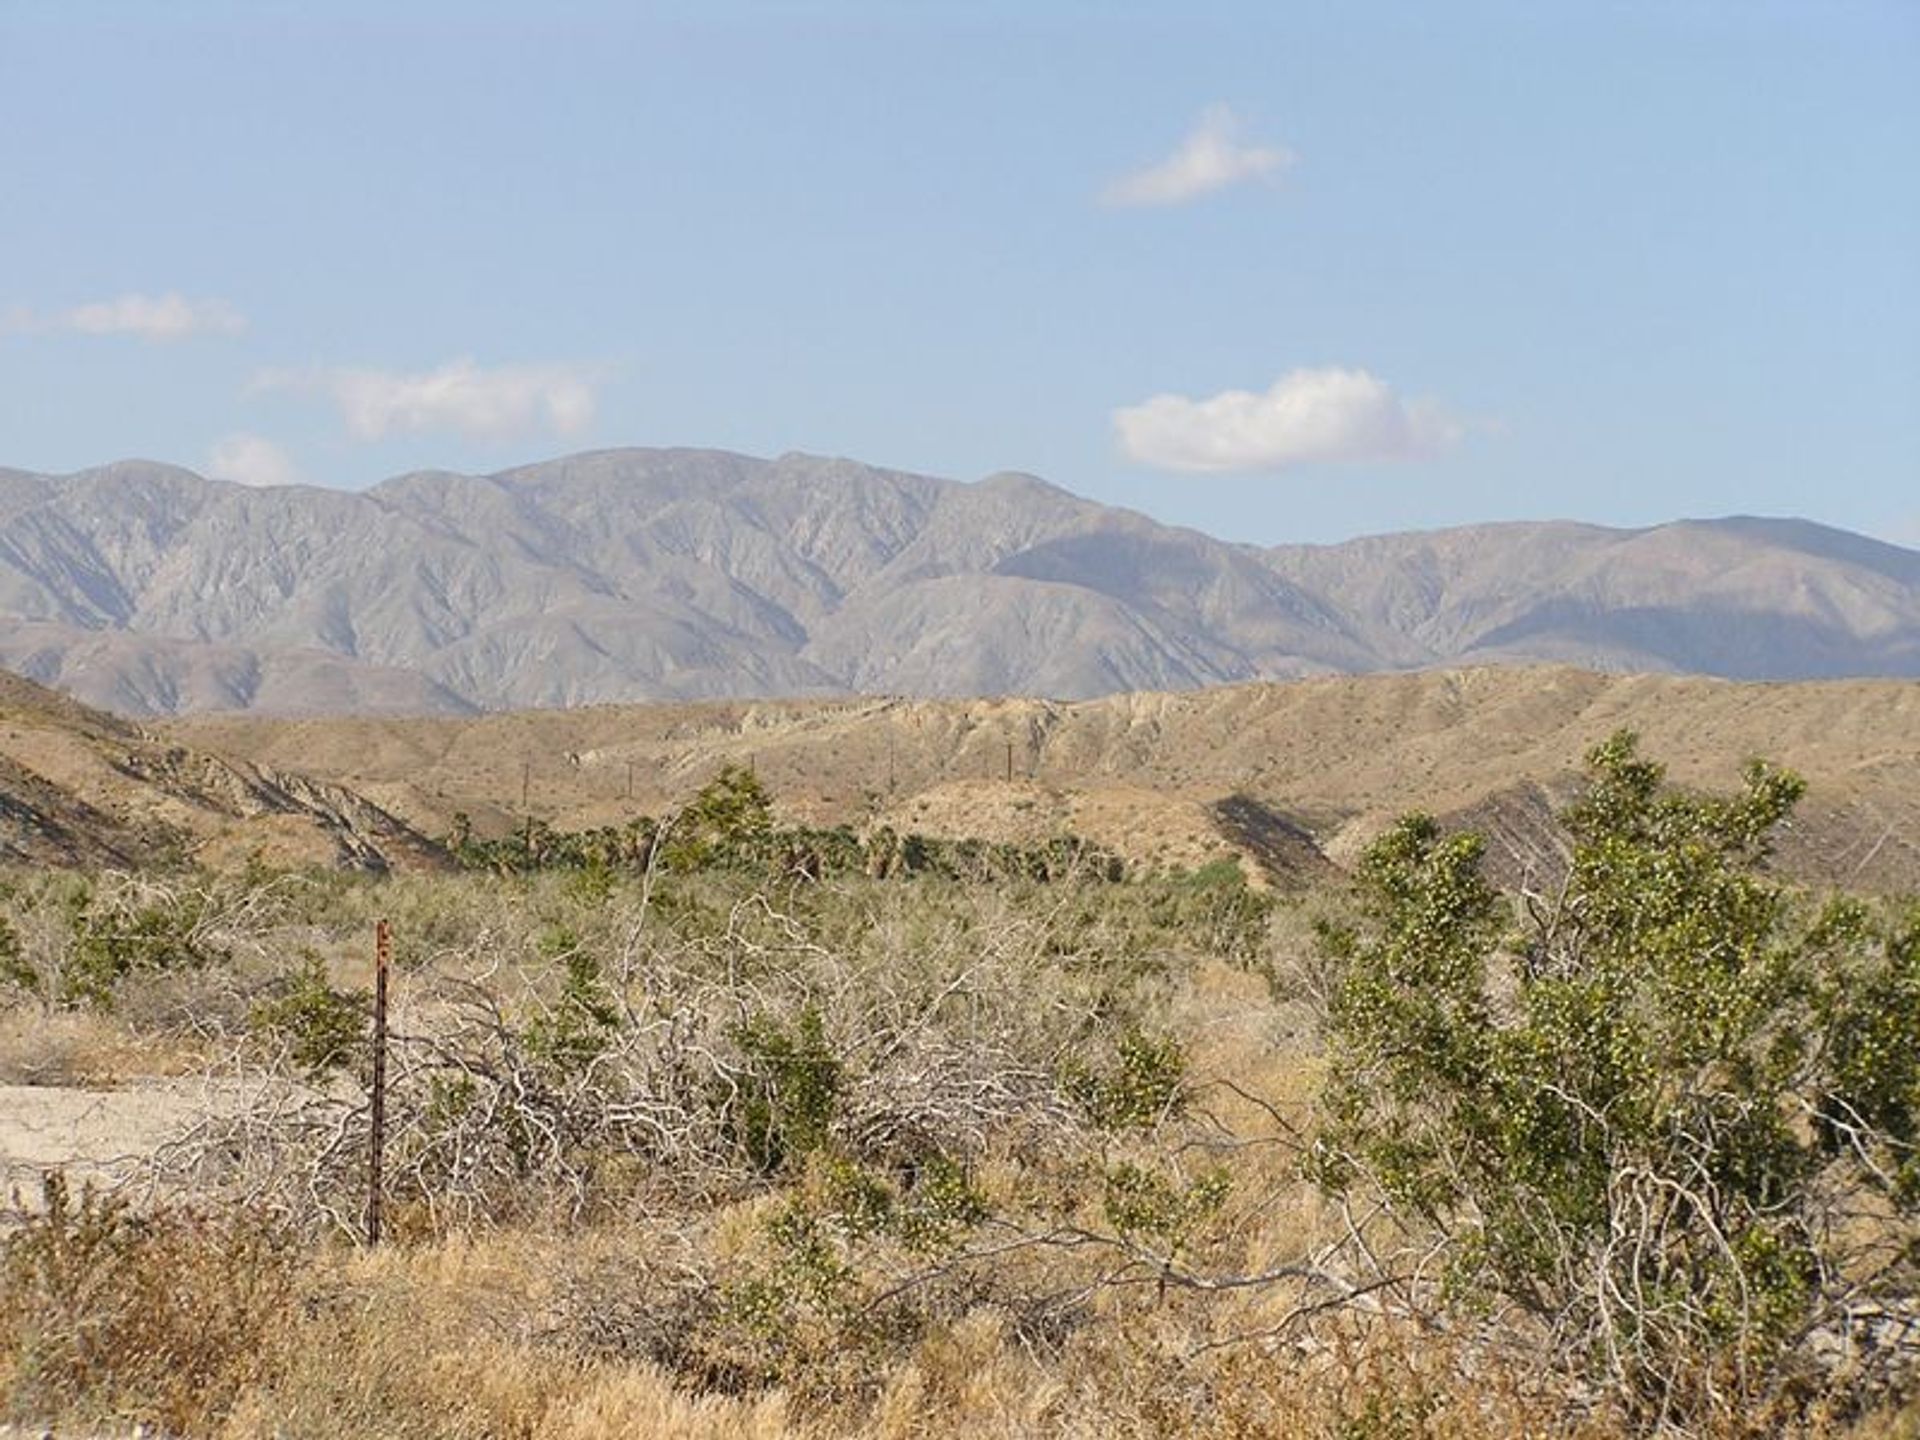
171,666,1920,893
0,671,443,871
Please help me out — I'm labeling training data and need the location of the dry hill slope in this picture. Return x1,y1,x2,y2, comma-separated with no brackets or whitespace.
0,671,442,870
172,667,1920,893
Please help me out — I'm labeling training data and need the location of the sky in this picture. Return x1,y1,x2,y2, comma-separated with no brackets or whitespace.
2,0,1916,547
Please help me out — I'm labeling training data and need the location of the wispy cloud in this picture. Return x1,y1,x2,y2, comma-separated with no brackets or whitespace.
1103,105,1295,208
207,432,303,488
1,292,249,340
255,357,597,443
1115,367,1463,473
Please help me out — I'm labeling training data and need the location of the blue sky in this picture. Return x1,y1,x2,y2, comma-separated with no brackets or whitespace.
2,0,1915,546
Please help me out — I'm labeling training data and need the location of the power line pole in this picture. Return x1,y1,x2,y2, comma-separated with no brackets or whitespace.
522,760,533,857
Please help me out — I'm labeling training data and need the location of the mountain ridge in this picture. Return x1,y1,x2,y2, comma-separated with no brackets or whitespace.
0,448,1913,715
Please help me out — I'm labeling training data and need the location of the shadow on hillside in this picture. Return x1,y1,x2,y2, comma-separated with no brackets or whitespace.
1208,794,1339,889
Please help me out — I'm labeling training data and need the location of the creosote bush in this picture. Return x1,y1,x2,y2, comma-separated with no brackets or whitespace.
250,953,367,1078
1314,730,1920,1426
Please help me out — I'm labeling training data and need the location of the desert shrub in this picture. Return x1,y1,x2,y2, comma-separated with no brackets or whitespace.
523,925,622,1071
1065,1027,1188,1131
661,763,778,872
1312,730,1920,1424
0,1173,295,1434
1130,858,1276,965
729,1005,844,1174
250,952,367,1079
0,908,24,995
443,765,1126,891
716,1150,995,1390
162,863,1178,1232
34,878,216,1007
0,869,311,1014
1099,1160,1231,1249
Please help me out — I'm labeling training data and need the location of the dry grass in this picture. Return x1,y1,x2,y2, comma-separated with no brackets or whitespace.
21,1210,1902,1439
4,1186,1909,1440
0,1009,169,1086
213,1232,805,1440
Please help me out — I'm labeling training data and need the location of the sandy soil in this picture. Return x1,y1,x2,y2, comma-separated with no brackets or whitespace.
0,1080,246,1220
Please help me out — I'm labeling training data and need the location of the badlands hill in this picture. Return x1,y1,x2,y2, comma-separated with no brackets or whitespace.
0,450,1915,715
171,666,1920,895
0,670,438,871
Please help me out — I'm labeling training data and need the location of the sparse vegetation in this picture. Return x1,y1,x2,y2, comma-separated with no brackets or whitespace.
0,745,1913,1437
445,763,1126,887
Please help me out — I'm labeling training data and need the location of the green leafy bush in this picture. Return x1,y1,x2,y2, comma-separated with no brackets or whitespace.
729,1004,844,1173
1066,1028,1188,1131
523,927,622,1071
250,954,367,1079
1101,1161,1230,1248
55,878,227,1009
1313,730,1920,1420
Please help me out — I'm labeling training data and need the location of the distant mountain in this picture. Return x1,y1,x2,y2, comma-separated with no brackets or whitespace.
0,449,1913,715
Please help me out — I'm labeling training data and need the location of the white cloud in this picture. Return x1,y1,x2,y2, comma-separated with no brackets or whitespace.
1103,105,1295,207
62,292,246,340
256,357,596,443
1,293,247,340
208,432,304,488
1114,367,1463,473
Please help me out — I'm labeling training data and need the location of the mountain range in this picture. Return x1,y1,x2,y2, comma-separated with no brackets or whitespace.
0,449,1914,716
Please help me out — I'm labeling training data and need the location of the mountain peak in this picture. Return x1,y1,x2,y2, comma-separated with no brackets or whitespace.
0,448,1911,716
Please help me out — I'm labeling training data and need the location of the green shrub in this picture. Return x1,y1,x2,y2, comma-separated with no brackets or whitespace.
663,764,777,872
729,1004,844,1173
1066,1028,1188,1131
1313,730,1920,1420
523,927,621,1071
1101,1161,1230,1248
250,954,367,1079
57,878,226,1009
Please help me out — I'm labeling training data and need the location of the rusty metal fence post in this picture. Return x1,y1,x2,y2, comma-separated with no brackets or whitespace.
366,917,391,1245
